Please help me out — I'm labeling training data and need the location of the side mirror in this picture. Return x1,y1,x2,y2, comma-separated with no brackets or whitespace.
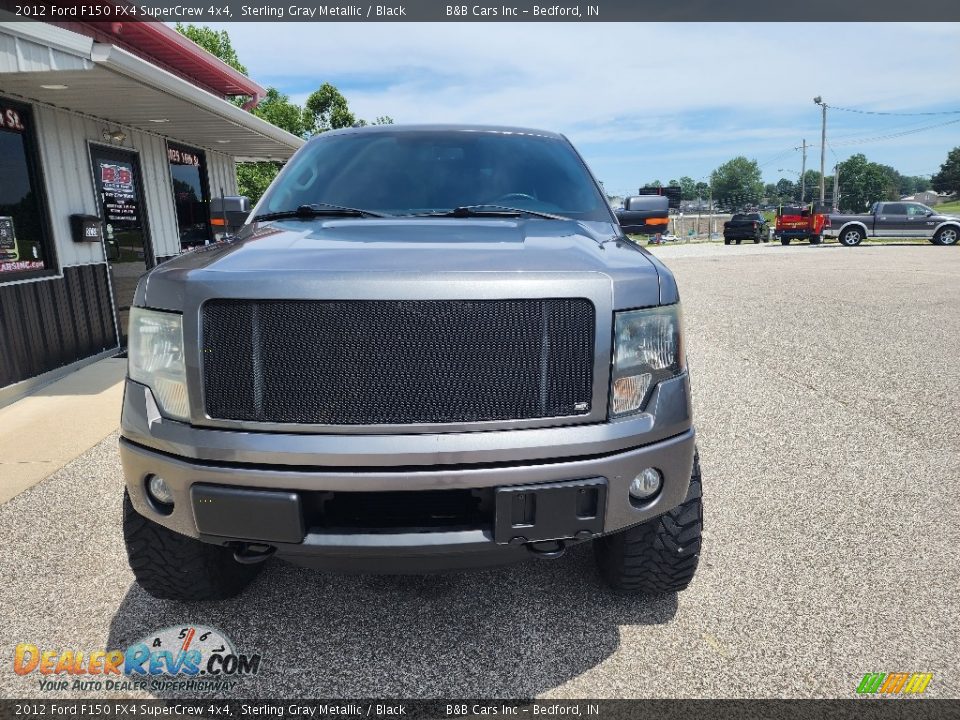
615,195,670,235
210,196,252,239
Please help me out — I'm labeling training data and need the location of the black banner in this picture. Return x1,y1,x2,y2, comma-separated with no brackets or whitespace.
1,0,959,21
0,700,958,720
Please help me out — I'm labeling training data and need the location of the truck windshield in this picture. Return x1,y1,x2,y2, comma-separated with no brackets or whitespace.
257,129,612,222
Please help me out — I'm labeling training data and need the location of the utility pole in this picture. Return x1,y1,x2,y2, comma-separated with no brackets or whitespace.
708,183,713,237
799,139,807,203
814,96,827,205
832,164,840,211
697,194,702,236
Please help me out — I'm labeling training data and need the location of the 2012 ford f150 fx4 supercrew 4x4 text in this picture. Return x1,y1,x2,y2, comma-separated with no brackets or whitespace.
119,125,703,601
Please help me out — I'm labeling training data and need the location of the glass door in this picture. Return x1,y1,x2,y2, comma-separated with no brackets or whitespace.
89,145,153,347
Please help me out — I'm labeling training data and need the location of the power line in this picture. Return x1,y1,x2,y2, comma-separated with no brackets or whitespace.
800,117,960,150
829,104,960,117
827,115,950,142
756,147,799,169
829,117,960,147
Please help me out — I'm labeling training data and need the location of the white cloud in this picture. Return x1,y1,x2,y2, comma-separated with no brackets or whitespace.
221,22,958,122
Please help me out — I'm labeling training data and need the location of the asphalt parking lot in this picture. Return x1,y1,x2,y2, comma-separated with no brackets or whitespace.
2,242,958,699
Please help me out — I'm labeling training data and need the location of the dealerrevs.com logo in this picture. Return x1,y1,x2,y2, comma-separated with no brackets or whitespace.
14,625,261,693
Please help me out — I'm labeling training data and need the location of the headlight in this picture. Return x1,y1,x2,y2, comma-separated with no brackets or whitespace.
610,304,685,417
128,307,189,421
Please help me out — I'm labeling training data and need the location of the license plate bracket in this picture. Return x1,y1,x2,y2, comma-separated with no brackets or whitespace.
493,478,606,545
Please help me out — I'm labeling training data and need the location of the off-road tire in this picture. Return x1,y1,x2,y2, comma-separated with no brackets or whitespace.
594,452,703,594
933,226,959,246
123,491,262,601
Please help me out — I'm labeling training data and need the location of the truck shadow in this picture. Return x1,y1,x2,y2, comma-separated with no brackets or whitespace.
106,543,677,697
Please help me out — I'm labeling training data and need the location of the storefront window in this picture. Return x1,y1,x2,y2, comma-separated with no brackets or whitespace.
167,143,211,250
0,100,54,278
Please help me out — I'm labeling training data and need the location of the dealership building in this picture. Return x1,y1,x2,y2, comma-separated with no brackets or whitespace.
0,19,303,403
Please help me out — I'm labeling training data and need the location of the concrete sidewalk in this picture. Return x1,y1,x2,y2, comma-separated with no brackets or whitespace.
0,358,126,503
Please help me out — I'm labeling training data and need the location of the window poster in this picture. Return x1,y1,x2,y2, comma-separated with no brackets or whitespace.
99,161,139,223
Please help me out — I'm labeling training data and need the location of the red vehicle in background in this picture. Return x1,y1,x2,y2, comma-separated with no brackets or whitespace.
775,204,831,245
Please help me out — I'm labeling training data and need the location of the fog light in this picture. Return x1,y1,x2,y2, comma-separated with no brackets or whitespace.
629,468,662,501
146,475,174,506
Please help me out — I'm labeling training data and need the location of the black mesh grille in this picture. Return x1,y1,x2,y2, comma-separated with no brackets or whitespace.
201,298,595,425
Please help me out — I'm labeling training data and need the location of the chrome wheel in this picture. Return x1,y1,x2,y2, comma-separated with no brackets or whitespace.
935,227,958,246
841,229,863,246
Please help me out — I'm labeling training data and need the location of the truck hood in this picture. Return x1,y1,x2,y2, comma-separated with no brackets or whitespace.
137,217,676,311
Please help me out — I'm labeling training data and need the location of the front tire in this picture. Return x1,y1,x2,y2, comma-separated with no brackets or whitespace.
123,490,262,600
594,452,703,594
933,226,959,246
781,238,791,245
839,227,864,246
724,238,731,245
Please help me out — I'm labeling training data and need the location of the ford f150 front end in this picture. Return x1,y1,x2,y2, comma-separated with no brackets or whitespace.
119,125,703,600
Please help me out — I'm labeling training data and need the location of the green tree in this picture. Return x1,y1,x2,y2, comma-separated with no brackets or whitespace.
931,147,960,196
252,88,312,138
800,170,821,202
710,156,763,211
174,24,247,75
775,178,796,201
174,25,391,203
835,154,898,212
304,83,357,133
673,176,696,200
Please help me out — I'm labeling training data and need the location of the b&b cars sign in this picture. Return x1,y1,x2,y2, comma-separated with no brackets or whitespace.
99,162,139,223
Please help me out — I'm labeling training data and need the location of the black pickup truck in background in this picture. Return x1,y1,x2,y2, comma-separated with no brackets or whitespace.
827,201,960,246
723,212,770,245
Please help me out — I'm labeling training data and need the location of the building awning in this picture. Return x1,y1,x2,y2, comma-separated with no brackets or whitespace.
72,21,266,101
0,22,303,161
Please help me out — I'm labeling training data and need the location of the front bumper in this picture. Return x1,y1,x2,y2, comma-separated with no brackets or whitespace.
120,374,695,571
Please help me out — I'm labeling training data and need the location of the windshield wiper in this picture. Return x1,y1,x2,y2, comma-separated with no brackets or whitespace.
253,203,389,222
410,205,571,221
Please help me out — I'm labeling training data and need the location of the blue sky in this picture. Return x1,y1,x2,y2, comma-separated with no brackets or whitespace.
212,22,960,197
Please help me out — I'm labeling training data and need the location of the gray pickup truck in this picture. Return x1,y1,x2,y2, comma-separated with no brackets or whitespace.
827,201,960,246
119,125,702,600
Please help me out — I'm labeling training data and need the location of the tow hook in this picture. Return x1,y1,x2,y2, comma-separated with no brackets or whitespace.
526,540,566,559
232,543,276,564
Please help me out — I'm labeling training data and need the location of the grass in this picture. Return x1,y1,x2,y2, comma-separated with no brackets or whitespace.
934,200,960,214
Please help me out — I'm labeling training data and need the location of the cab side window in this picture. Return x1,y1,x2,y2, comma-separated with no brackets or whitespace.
906,204,931,217
882,203,907,215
